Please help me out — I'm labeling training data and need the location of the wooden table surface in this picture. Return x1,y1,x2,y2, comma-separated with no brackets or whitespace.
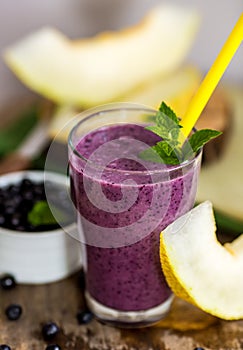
0,270,243,350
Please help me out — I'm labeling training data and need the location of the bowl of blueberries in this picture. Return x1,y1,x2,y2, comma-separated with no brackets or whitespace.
0,170,82,284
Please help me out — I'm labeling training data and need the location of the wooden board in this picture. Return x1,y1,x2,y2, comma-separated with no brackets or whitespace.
1,270,243,350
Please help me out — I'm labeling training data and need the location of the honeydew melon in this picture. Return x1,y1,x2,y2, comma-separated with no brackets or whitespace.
48,65,201,141
4,4,200,107
160,201,243,320
121,65,201,113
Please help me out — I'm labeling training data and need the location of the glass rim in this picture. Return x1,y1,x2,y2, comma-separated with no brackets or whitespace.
68,104,202,176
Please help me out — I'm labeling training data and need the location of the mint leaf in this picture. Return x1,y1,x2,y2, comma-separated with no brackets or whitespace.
157,141,174,156
153,111,181,140
28,200,71,227
139,146,166,163
140,141,182,165
28,201,57,226
140,145,180,165
140,102,184,164
145,103,180,138
189,129,222,154
145,125,166,138
159,101,179,125
153,141,182,164
139,101,222,165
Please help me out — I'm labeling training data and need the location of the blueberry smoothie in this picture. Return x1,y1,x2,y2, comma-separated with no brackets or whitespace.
69,114,201,325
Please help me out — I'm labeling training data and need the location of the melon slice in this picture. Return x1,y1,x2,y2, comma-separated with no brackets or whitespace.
121,65,201,113
160,201,243,320
48,65,201,141
4,4,200,107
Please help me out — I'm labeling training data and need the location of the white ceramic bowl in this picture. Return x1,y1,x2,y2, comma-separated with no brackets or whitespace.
0,170,82,284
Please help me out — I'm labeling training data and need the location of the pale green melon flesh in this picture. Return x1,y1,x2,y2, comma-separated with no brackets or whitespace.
48,66,201,141
4,4,199,107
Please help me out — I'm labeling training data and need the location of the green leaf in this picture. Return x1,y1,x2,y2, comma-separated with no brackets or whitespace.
154,141,182,164
159,101,179,125
155,111,181,138
139,142,181,165
28,200,69,227
139,146,166,163
189,129,222,154
139,101,222,165
157,141,174,156
28,201,57,226
169,127,181,142
145,125,166,138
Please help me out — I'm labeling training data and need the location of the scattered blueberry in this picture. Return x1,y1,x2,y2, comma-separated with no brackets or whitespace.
0,274,16,290
194,348,205,350
5,304,22,321
42,322,60,341
76,310,94,325
0,345,11,350
45,345,61,350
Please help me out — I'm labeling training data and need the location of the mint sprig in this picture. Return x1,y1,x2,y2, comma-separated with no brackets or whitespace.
28,200,69,227
28,201,57,227
140,101,222,165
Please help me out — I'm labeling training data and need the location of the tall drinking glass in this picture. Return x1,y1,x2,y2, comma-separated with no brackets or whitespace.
68,103,202,327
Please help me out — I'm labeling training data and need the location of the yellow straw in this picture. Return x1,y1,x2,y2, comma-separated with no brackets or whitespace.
180,13,243,139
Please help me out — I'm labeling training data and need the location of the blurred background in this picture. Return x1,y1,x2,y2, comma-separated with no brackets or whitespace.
0,0,242,107
0,0,242,229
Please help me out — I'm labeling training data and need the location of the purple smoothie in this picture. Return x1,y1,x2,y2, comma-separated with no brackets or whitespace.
70,123,201,312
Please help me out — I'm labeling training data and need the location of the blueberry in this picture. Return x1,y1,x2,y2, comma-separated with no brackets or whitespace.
0,274,16,290
10,214,21,227
0,214,6,225
194,348,205,350
5,206,15,216
76,310,94,324
22,190,34,201
42,322,60,341
5,304,22,321
0,345,11,350
20,178,33,190
8,184,20,195
45,345,61,350
19,198,33,211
